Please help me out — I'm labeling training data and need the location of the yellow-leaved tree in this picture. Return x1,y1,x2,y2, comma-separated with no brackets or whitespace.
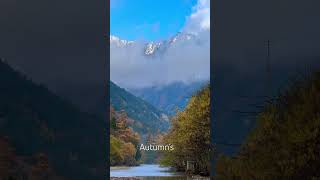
160,84,211,175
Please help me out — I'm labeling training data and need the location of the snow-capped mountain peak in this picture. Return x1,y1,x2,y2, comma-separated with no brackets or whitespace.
169,32,196,44
110,35,134,47
110,32,196,55
144,42,162,55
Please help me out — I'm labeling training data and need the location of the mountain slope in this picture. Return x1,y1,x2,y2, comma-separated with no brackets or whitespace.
0,59,105,179
130,81,207,115
110,81,169,134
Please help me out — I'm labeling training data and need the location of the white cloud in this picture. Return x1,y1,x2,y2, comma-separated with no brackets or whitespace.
183,0,210,34
110,0,210,88
110,32,210,88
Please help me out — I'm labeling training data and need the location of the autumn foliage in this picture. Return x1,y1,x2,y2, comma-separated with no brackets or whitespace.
160,85,211,175
110,107,141,166
215,72,320,179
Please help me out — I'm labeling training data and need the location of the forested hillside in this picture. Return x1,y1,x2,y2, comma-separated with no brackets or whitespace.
110,81,169,134
110,106,141,166
0,59,105,179
215,71,320,179
160,85,211,176
130,81,206,115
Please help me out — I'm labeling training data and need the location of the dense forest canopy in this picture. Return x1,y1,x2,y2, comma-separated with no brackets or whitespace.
160,85,211,176
215,71,320,179
110,106,141,166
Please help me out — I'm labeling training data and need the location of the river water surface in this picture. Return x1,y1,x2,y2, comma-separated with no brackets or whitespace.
110,164,184,178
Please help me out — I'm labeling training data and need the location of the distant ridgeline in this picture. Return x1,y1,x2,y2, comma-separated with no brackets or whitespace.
130,81,207,116
110,81,169,135
0,59,105,180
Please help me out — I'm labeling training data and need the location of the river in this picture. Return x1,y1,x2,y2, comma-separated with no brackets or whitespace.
110,164,187,179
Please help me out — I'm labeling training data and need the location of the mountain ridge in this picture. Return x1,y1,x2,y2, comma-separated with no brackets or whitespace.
129,81,207,115
110,81,169,135
110,32,197,56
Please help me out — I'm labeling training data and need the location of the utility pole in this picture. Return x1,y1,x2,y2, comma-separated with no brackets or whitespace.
266,40,271,95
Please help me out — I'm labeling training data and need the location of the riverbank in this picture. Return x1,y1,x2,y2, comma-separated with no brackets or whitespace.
111,166,131,170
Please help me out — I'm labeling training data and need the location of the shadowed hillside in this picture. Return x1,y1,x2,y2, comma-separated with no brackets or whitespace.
215,71,320,179
0,59,106,180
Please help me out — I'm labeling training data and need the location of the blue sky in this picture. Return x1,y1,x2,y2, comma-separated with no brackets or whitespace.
111,0,197,41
